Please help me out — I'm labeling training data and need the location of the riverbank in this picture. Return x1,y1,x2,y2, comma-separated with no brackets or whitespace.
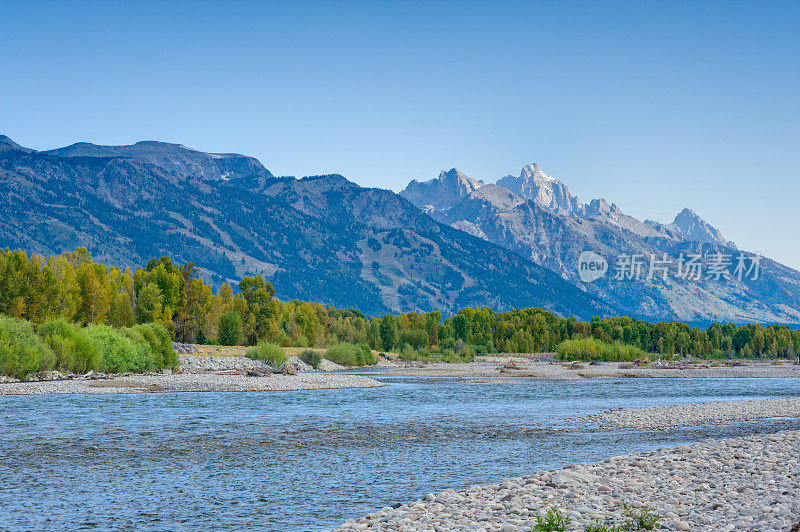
332,430,800,531
0,352,386,394
384,356,800,379
0,372,385,394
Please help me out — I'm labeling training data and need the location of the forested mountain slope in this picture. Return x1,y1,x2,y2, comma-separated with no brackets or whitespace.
0,136,612,319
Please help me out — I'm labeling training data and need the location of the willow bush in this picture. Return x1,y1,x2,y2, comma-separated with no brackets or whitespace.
246,342,287,367
38,318,101,374
555,338,648,362
0,315,56,379
324,342,376,366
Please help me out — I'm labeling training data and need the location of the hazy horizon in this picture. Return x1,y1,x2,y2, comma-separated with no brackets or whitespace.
2,1,798,269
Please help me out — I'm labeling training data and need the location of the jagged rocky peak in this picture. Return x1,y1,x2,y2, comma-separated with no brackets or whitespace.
399,167,484,212
495,164,584,215
520,162,555,182
42,139,272,183
468,184,525,212
668,208,734,247
441,167,478,185
584,198,621,217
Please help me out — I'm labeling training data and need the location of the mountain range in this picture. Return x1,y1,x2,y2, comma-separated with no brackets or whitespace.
400,164,800,324
0,135,610,319
2,134,798,323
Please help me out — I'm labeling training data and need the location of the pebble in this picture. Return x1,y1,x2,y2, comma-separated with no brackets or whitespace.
581,397,800,429
331,430,800,531
0,372,384,394
0,354,382,394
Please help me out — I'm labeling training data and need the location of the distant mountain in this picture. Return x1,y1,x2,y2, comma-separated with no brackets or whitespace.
403,164,800,324
646,208,735,248
0,135,33,154
496,163,584,215
400,168,484,212
43,140,273,186
0,136,612,319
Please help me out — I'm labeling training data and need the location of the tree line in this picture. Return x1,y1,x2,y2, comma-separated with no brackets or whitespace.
2,247,799,359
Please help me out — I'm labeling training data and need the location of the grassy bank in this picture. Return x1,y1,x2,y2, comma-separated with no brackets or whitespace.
0,315,177,379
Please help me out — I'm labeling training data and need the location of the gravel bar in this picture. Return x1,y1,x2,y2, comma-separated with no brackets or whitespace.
581,397,800,429
383,358,800,380
332,430,800,531
0,373,385,394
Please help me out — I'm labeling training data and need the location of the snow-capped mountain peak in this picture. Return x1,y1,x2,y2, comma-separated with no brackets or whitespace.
496,164,583,215
520,163,556,183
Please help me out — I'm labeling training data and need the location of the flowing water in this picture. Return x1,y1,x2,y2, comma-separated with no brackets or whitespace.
2,376,800,531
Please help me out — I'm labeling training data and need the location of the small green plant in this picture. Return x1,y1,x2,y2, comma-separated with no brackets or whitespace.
246,342,287,367
531,507,570,532
299,349,322,368
585,520,622,532
621,504,660,530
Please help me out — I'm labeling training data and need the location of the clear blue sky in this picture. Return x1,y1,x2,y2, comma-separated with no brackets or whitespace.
2,1,799,269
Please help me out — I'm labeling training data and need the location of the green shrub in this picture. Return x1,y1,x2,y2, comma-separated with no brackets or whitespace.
323,342,375,366
299,349,322,368
292,335,309,348
275,331,292,347
38,318,101,374
459,344,476,362
441,348,458,362
0,315,56,379
399,343,420,361
84,325,148,373
246,342,287,366
621,505,660,530
147,322,177,367
35,319,175,375
325,342,360,366
125,322,177,370
582,505,661,532
439,337,456,350
556,338,648,362
531,507,570,532
355,343,376,365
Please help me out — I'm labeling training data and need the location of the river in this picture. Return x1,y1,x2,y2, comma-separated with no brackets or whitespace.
2,376,799,531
